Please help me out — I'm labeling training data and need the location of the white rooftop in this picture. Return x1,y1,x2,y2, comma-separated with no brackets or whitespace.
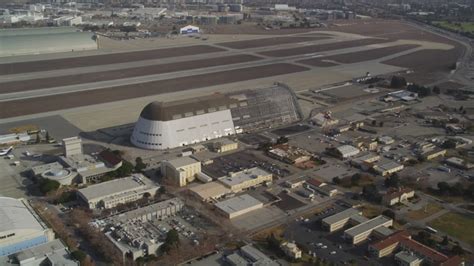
0,197,45,234
167,156,200,169
219,167,270,187
215,194,262,215
78,174,154,201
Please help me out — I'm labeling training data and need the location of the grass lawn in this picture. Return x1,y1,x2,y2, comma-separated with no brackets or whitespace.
405,203,443,220
434,21,474,32
429,212,474,246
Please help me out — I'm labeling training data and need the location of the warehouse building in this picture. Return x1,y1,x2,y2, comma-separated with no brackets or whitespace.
77,174,158,209
131,85,301,150
180,25,199,34
0,27,97,57
188,182,231,202
0,197,55,256
212,138,238,153
215,194,263,219
160,156,201,187
334,145,360,159
218,167,272,193
373,159,404,176
225,244,278,266
0,239,78,265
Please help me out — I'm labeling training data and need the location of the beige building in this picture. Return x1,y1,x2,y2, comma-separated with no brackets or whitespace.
215,194,263,219
382,187,415,206
77,174,158,209
423,149,447,161
373,160,404,176
344,215,393,244
62,136,83,157
161,157,201,187
189,182,231,202
280,242,302,259
218,167,272,193
322,208,362,232
213,139,238,153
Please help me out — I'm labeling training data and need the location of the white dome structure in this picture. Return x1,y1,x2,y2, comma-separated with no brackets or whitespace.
131,86,302,150
131,96,236,150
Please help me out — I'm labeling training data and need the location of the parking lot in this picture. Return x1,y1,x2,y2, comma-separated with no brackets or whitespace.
202,150,292,178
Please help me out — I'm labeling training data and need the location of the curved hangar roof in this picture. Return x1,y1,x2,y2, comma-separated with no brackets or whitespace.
0,197,44,234
140,94,239,121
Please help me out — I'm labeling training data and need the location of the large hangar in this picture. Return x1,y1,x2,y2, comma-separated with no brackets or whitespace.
131,85,301,150
0,197,54,256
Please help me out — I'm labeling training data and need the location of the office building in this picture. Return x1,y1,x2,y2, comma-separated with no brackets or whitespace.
215,194,263,219
218,167,272,193
161,157,201,187
77,174,158,209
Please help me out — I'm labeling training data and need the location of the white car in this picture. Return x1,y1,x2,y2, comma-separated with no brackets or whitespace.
330,251,337,255
321,245,328,249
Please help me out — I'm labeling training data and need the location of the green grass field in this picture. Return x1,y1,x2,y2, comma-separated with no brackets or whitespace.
434,21,474,33
406,203,443,220
429,212,474,246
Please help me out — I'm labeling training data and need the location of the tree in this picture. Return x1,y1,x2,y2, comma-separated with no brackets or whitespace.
351,173,361,186
71,250,87,262
382,209,396,219
276,136,289,144
451,244,464,255
371,120,377,126
379,121,384,127
362,184,381,203
433,86,441,94
35,132,41,144
390,76,407,88
135,157,147,172
39,179,60,195
45,131,51,142
384,174,400,188
441,236,449,246
332,177,341,184
114,160,134,177
161,229,180,253
441,139,457,149
437,182,450,195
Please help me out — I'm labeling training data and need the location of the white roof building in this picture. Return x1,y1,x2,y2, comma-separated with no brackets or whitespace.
77,174,159,209
215,194,263,219
0,197,54,256
336,145,360,159
180,25,200,34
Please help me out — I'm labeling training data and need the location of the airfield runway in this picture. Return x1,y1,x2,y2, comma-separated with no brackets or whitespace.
0,21,463,123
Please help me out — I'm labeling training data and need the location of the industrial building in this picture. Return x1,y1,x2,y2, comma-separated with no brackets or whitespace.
217,167,272,193
104,198,183,260
280,242,302,260
225,244,278,266
180,25,199,34
334,145,360,159
0,133,30,146
107,198,184,224
0,239,78,266
0,27,97,57
77,174,158,209
212,139,238,153
268,144,312,165
215,194,263,219
373,159,404,176
0,197,54,256
131,85,301,150
160,156,202,187
188,182,231,202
